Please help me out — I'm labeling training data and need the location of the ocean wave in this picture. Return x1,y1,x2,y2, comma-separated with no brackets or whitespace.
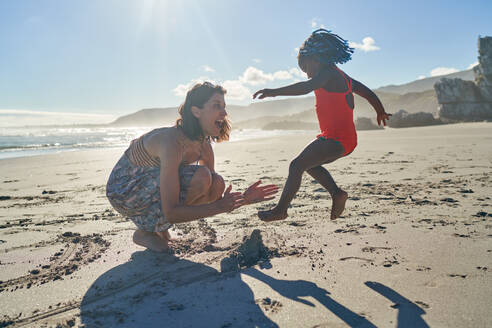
0,126,309,160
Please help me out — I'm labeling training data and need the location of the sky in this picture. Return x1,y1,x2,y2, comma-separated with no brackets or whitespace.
0,0,491,124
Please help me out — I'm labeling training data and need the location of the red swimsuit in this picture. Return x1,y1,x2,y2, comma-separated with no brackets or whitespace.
314,67,357,156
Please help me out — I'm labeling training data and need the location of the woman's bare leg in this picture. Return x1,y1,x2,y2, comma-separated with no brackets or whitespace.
190,173,225,205
259,138,344,221
156,230,172,241
183,166,213,205
132,168,225,252
307,165,348,219
208,173,226,201
133,229,170,252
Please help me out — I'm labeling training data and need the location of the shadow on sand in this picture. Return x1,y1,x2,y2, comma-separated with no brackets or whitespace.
365,281,430,328
243,265,377,328
80,250,278,327
79,250,384,327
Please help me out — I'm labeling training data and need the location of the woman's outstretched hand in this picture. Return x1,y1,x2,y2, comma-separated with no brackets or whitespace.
377,111,392,126
253,89,275,100
217,185,245,213
242,180,279,205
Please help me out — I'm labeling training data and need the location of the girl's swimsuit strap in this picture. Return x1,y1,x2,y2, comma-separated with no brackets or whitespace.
334,66,351,93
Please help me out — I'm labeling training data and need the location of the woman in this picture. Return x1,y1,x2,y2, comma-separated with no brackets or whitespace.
106,82,278,251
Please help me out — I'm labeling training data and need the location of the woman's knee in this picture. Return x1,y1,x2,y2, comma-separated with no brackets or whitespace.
209,173,225,201
189,166,212,193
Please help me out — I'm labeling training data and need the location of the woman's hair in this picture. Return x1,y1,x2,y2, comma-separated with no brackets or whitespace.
176,82,231,143
298,29,354,67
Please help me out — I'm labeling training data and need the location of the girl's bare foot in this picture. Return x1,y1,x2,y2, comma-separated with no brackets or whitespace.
331,189,348,220
133,230,169,252
258,207,288,222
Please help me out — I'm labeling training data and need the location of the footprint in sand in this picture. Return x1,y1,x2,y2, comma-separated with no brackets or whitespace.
0,232,110,292
448,274,467,279
415,301,430,309
256,297,283,313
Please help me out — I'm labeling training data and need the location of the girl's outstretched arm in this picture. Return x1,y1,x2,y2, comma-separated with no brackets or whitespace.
253,69,331,99
352,79,391,126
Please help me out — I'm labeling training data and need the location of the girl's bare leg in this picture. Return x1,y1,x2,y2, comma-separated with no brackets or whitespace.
307,166,348,219
259,138,344,221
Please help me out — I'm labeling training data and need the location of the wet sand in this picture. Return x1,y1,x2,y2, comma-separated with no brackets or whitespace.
1,122,491,327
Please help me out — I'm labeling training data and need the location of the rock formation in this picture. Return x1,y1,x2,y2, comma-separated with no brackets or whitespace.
475,37,492,102
354,117,383,130
387,110,442,128
434,36,492,122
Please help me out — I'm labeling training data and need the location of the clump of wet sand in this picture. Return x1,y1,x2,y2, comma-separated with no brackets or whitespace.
221,229,275,272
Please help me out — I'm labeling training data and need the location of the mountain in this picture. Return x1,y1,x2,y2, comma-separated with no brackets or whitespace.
110,68,472,128
110,107,180,127
109,97,315,127
375,69,475,94
234,89,438,129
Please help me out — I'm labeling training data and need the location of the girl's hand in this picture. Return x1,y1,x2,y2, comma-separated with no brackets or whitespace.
377,111,392,126
242,180,279,204
216,185,245,213
253,89,275,99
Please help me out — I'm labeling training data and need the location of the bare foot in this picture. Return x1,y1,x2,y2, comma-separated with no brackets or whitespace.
133,230,169,252
156,230,173,242
258,207,288,222
331,189,348,220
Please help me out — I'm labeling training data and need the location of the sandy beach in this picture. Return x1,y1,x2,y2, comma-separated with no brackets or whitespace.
1,122,491,327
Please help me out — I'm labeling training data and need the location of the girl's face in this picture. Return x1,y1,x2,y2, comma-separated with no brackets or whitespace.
191,93,227,138
299,57,321,79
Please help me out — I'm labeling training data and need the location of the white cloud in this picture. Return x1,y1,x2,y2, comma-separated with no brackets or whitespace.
289,67,306,78
468,61,478,69
222,80,251,101
418,75,426,80
240,66,274,85
239,66,297,86
172,77,215,97
202,65,215,73
349,37,380,52
310,18,325,29
272,70,293,80
430,67,458,77
173,66,306,102
253,58,262,63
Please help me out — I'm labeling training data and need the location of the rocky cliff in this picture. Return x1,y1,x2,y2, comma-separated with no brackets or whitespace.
387,110,442,128
434,36,492,122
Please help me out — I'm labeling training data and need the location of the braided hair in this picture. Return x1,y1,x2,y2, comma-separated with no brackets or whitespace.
298,29,354,66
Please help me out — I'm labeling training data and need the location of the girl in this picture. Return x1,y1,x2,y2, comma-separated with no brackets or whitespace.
253,29,391,222
107,82,278,251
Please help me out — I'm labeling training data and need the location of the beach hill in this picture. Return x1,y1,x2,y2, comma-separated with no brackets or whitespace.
109,69,474,129
376,68,474,94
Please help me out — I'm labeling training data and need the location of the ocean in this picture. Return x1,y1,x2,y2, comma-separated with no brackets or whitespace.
0,126,308,160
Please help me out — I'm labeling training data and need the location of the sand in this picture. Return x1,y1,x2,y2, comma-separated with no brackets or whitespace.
0,122,491,327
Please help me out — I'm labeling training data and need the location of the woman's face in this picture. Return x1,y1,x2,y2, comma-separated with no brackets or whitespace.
192,92,227,137
299,57,321,79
